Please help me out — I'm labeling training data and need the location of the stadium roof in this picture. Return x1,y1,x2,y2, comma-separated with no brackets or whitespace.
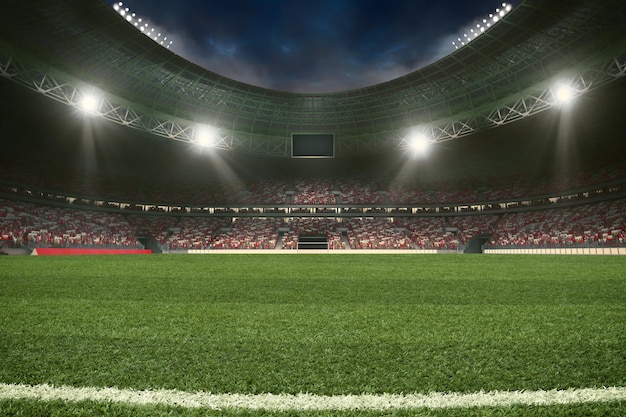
1,0,625,157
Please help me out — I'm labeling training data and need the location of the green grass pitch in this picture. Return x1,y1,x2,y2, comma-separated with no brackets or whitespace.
0,254,624,416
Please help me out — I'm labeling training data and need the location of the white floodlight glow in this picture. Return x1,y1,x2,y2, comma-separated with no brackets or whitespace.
79,93,100,114
194,125,218,147
554,83,576,104
454,3,511,50
111,3,174,49
407,131,432,157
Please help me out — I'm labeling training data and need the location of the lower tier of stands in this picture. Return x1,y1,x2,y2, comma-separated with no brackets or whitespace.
1,197,624,254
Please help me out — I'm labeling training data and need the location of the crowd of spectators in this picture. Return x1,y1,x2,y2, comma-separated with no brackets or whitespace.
280,218,342,249
2,152,626,252
125,215,178,246
394,217,458,250
0,199,141,248
211,218,280,249
290,178,336,205
166,217,231,250
2,158,625,210
344,218,414,249
2,195,625,251
238,179,289,205
446,215,500,246
336,178,386,205
486,199,626,248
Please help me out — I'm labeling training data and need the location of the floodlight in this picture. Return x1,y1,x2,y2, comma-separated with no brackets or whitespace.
79,93,100,114
194,125,217,147
409,132,432,157
111,2,174,51
553,83,575,104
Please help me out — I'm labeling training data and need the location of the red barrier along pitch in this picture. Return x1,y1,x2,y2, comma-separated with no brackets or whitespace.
32,248,152,256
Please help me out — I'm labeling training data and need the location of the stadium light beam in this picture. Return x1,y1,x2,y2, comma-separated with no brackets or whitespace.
408,132,432,158
78,93,100,115
553,83,576,104
194,125,217,147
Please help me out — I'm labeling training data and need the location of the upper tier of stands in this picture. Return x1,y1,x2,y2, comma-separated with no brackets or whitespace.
2,146,625,208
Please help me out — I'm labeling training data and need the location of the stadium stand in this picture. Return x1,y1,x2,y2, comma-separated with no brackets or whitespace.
166,217,231,250
486,199,626,248
336,178,386,205
211,218,280,249
0,199,141,249
290,178,336,205
344,218,414,249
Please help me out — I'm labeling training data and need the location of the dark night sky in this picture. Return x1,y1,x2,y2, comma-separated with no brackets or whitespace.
107,0,517,93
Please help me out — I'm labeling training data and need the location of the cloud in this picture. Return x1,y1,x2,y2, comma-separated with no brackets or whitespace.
116,0,517,93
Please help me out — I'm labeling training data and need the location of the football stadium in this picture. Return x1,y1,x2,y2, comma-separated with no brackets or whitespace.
0,0,625,415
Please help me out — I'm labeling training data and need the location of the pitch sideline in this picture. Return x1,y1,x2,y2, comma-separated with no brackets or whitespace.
0,383,625,411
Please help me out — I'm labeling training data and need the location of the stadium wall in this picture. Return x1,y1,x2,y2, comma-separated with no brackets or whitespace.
31,248,152,256
484,247,626,255
186,249,441,254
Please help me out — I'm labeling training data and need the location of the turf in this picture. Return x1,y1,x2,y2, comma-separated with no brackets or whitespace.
0,254,624,414
0,398,625,417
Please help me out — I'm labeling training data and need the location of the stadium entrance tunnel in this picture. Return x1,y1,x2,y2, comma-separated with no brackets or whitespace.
463,236,491,254
298,235,329,250
137,235,163,254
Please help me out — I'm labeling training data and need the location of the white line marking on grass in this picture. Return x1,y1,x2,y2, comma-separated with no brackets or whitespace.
0,383,625,411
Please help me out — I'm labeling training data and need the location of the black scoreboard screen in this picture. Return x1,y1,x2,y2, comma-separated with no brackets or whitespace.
291,133,335,158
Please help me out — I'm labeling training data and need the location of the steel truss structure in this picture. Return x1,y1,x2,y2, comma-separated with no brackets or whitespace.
1,0,625,157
